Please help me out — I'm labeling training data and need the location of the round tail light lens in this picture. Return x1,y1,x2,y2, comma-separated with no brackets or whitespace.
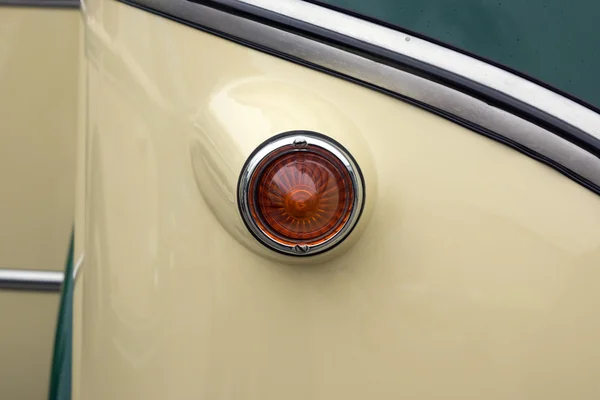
238,132,364,256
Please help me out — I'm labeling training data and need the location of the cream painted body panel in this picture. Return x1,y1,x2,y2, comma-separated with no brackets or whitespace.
0,7,78,271
0,6,79,399
77,1,600,399
0,291,60,399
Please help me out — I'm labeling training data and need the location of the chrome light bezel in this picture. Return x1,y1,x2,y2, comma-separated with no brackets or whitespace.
238,131,365,256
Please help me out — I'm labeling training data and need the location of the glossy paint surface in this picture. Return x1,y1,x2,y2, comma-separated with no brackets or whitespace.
0,290,60,398
0,7,78,271
0,6,79,400
78,1,600,399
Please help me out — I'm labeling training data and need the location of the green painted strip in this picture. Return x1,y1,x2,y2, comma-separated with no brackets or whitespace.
48,231,74,400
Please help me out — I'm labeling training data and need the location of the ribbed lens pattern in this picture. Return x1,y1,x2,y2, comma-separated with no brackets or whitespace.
248,146,354,246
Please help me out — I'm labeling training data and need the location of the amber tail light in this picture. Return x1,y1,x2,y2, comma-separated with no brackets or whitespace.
238,132,364,256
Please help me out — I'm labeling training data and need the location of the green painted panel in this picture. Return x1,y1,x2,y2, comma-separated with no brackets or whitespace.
317,0,600,108
49,231,73,400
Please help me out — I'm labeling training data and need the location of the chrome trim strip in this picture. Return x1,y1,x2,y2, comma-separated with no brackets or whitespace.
116,0,600,194
238,0,600,141
0,269,63,292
